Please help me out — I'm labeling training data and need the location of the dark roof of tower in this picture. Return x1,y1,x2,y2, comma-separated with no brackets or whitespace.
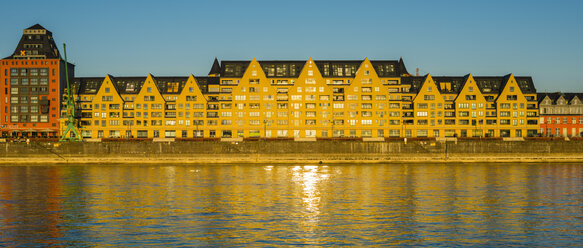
398,58,409,75
4,24,60,60
208,57,221,76
26,24,48,31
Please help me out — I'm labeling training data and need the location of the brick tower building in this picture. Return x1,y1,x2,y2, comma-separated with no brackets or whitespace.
0,24,74,138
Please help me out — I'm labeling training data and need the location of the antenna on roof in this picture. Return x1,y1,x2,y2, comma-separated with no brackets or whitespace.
416,68,419,77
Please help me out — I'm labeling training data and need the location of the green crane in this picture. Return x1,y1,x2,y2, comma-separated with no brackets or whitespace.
59,43,82,141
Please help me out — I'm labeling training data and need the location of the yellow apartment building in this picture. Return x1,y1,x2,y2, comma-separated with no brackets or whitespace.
61,58,539,140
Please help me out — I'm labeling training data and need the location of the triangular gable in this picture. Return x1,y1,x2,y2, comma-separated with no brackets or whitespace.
354,58,380,80
292,58,326,94
570,95,582,105
231,58,274,95
454,74,486,103
541,95,553,105
95,75,124,103
208,58,221,77
350,58,384,94
556,95,567,105
496,74,527,102
135,74,164,102
413,74,444,103
297,58,324,80
177,74,207,103
242,58,267,79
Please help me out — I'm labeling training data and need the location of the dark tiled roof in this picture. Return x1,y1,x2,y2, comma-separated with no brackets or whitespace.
74,77,104,95
110,76,146,95
473,75,536,95
4,24,60,60
398,58,409,76
218,58,409,78
431,76,465,94
474,76,505,94
153,76,188,95
401,76,425,93
195,76,220,94
220,61,250,77
260,61,305,78
538,92,583,104
208,57,221,76
515,76,536,94
314,60,361,77
370,61,400,77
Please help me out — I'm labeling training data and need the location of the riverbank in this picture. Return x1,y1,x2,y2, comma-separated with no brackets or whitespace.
2,140,583,164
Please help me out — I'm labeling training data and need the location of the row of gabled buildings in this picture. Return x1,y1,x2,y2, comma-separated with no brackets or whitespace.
0,24,581,140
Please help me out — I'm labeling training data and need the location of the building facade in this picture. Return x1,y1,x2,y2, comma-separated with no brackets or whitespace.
0,24,74,138
538,92,583,137
64,58,540,140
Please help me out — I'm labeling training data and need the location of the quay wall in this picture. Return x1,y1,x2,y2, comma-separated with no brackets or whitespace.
1,140,583,164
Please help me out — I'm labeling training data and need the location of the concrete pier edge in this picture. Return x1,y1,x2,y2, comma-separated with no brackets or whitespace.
2,140,583,164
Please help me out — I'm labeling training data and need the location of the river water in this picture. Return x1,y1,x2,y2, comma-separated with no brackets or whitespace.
0,163,581,247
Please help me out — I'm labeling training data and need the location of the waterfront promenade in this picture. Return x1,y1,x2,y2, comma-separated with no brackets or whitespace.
2,139,583,164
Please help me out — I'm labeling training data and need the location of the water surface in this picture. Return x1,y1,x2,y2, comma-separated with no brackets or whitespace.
0,163,581,247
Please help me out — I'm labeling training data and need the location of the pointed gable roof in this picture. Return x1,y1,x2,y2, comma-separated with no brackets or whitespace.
398,57,409,76
26,24,46,30
401,76,425,93
208,57,221,76
4,23,60,59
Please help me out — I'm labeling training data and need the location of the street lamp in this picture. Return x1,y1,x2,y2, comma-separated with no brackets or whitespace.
195,121,199,138
263,120,267,140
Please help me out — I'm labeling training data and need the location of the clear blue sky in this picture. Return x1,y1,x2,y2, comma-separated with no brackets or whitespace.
1,0,582,92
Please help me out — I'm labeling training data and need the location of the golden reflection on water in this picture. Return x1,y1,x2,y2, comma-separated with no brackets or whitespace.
0,163,582,246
